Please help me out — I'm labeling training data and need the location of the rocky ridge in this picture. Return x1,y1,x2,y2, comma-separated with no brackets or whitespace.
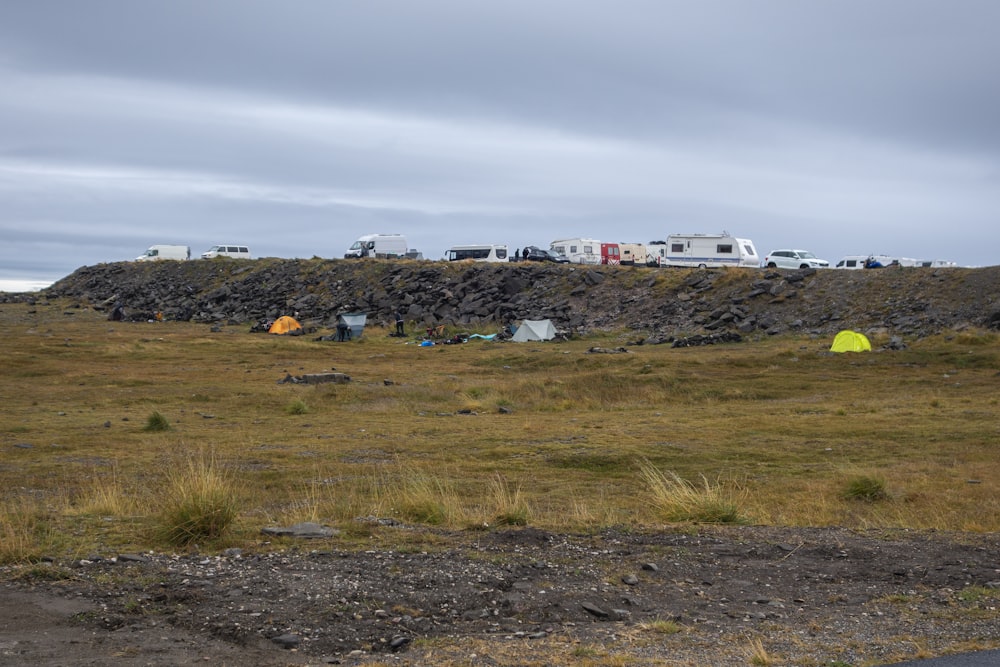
22,259,1000,339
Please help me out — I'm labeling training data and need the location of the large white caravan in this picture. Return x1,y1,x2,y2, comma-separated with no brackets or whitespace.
659,233,759,268
446,244,509,262
549,238,601,265
345,234,408,259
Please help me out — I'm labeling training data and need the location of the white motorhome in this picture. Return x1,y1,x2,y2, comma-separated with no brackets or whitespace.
549,238,600,265
647,241,668,266
446,244,509,262
659,233,759,268
201,245,251,259
345,233,408,259
618,242,648,266
135,245,190,261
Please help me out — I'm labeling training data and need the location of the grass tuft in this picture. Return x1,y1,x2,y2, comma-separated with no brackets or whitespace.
843,475,890,502
639,617,683,635
639,460,748,524
286,398,309,415
746,636,773,665
0,498,54,564
143,411,170,432
152,451,239,547
489,473,531,526
387,466,459,526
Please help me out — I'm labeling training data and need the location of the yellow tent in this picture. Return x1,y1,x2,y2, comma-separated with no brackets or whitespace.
830,330,871,353
268,315,303,335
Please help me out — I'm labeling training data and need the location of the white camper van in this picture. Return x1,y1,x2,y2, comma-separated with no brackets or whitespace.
647,241,668,266
659,233,759,268
549,238,601,265
446,244,509,262
618,242,648,266
201,245,251,259
345,234,408,259
135,245,190,261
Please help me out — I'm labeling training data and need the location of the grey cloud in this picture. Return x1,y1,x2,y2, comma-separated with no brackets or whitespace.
1,0,999,287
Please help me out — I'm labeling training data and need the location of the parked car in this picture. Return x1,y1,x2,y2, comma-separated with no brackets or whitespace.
523,246,569,263
763,249,829,270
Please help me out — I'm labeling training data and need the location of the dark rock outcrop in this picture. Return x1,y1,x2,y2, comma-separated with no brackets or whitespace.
13,259,1000,338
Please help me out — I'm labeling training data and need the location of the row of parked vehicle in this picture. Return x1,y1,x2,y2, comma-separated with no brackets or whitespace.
134,233,956,270
134,244,251,261
448,237,956,270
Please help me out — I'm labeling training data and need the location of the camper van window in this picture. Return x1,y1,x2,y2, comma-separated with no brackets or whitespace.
496,248,507,259
583,245,593,254
743,244,754,256
671,243,684,253
569,245,578,254
552,245,566,255
717,244,733,254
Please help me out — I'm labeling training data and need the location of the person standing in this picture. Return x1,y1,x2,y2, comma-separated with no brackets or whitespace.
395,311,405,336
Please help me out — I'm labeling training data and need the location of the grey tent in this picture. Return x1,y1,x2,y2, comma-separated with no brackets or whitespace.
512,319,556,342
336,312,367,339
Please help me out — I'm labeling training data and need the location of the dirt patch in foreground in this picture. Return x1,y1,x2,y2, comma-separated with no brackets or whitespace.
3,526,1000,666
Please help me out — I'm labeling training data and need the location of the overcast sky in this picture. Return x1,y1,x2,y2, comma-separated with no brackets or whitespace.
2,1,999,290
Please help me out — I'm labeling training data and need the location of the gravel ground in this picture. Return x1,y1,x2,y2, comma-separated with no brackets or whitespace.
3,525,1000,666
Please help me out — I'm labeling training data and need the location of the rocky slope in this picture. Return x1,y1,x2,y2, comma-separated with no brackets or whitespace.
13,259,1000,338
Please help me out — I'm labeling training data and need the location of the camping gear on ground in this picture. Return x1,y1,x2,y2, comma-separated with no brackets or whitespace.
269,315,303,335
830,330,871,353
336,313,367,340
512,319,556,342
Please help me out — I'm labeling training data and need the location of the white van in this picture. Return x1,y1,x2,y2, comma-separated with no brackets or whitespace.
201,245,251,259
618,242,648,266
549,238,601,264
446,244,509,262
135,245,190,261
345,233,408,259
659,233,759,268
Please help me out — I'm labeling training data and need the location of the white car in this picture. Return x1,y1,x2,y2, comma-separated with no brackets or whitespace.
763,249,829,270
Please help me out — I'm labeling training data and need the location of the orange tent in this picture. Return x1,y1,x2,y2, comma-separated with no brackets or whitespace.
268,315,303,335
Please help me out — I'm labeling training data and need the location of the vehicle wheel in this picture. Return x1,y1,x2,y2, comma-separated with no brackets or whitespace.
799,264,809,269
698,263,707,269
767,262,777,268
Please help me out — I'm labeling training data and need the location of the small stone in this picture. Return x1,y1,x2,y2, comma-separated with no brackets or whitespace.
272,633,301,649
117,553,149,563
581,601,609,618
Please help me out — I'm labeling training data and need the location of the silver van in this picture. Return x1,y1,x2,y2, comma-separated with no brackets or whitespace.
201,245,251,259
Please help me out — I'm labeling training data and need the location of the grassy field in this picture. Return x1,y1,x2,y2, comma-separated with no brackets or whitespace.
2,299,999,561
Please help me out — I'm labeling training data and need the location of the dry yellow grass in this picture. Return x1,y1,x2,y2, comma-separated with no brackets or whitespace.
2,299,1000,559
